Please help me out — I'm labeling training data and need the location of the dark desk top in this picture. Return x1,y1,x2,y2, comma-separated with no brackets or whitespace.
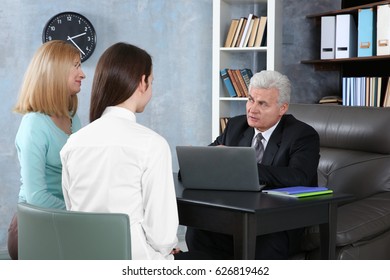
174,173,353,213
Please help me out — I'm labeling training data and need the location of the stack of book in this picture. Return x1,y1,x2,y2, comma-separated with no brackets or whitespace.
224,14,267,48
263,186,333,198
220,68,253,97
319,95,343,105
342,76,390,107
220,117,230,134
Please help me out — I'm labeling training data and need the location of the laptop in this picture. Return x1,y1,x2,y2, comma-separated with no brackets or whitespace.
176,146,265,191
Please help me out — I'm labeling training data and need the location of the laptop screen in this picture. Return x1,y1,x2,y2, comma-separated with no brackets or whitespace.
176,146,264,191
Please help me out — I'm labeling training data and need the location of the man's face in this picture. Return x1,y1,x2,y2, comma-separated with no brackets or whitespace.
246,87,288,132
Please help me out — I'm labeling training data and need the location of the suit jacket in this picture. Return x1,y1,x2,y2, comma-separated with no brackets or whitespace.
211,114,320,188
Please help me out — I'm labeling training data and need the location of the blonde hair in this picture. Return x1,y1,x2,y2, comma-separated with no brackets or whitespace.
14,40,80,117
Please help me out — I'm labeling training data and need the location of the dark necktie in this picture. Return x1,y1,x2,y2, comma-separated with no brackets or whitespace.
254,133,264,163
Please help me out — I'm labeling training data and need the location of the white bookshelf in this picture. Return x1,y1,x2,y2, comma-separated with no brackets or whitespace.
212,0,283,139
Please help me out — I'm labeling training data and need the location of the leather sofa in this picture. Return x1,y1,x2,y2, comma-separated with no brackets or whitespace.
287,103,390,260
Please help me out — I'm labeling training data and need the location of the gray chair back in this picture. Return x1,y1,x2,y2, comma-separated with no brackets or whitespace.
18,203,131,260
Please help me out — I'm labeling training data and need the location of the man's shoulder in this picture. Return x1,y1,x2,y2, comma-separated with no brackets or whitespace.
228,114,247,125
282,114,318,135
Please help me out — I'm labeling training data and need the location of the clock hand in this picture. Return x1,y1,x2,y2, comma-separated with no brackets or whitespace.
67,36,85,55
67,32,86,40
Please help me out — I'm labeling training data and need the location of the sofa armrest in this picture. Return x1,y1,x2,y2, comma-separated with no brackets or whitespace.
301,192,390,250
336,192,390,246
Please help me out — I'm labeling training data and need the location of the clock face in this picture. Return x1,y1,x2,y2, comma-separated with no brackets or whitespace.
42,12,97,62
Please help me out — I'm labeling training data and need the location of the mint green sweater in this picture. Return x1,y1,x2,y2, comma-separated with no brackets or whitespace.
15,112,81,209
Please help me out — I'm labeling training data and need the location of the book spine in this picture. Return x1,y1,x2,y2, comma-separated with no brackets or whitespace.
235,18,247,47
227,69,243,97
235,69,248,97
248,17,260,47
240,68,253,90
224,19,239,48
239,14,253,48
220,69,237,97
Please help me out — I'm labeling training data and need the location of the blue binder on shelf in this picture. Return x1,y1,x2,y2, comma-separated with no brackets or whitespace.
358,8,376,57
335,14,357,58
220,68,237,97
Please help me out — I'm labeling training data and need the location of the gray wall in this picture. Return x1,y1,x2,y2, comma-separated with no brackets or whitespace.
0,0,340,250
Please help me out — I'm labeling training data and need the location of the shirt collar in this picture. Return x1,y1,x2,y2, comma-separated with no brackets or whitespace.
102,106,136,122
253,120,280,143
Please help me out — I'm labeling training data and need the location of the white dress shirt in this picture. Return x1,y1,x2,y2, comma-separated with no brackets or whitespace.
60,106,178,260
251,120,280,150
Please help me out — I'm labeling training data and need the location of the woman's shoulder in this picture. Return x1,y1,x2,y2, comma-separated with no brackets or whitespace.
16,112,50,143
19,112,48,127
22,111,45,120
132,123,169,148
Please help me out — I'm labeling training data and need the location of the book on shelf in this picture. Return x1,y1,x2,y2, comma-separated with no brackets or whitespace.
248,17,260,47
263,186,333,198
240,68,253,89
234,69,249,97
383,78,390,107
239,13,254,48
231,17,246,48
227,69,244,97
232,70,247,97
343,77,367,106
379,77,390,107
220,68,253,98
243,16,257,47
235,17,247,47
220,68,237,97
319,95,342,104
224,13,266,48
220,117,230,134
224,19,239,47
341,76,390,107
377,77,383,107
254,16,267,47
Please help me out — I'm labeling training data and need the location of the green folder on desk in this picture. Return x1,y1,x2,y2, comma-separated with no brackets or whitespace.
263,186,333,198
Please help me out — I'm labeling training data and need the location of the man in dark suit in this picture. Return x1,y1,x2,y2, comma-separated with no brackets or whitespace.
185,70,320,260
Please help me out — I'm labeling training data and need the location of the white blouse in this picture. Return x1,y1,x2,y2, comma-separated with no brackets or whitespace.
60,106,178,260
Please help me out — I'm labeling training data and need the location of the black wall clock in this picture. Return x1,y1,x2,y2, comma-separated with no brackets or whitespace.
42,12,97,62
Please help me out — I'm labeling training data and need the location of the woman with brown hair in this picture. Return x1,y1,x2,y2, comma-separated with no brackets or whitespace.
60,42,179,260
8,40,85,259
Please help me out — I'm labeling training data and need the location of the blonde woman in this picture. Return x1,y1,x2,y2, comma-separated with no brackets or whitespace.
7,40,85,259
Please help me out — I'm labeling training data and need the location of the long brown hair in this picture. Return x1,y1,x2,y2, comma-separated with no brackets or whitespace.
14,40,80,117
89,42,152,122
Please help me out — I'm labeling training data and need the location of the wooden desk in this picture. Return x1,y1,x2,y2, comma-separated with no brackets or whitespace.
174,173,352,260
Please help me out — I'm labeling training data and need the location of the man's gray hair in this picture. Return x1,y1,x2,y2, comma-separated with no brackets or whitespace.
249,70,291,105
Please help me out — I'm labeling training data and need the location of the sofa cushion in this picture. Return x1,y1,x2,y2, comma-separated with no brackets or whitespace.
337,192,390,246
302,192,390,250
287,104,390,154
319,147,390,198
